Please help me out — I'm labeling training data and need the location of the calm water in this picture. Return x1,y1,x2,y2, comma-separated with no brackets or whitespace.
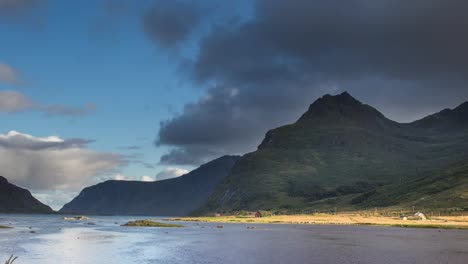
0,214,467,264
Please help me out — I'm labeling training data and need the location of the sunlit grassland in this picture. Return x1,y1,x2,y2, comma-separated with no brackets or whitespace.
166,213,468,230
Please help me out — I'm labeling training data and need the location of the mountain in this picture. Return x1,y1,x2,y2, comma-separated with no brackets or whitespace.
0,176,54,214
195,92,468,214
60,155,240,216
411,101,468,132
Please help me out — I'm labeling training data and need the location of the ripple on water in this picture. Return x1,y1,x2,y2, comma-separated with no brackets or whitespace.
1,215,468,264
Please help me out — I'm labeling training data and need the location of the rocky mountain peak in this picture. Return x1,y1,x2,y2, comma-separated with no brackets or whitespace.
311,91,362,108
0,176,8,184
296,91,388,127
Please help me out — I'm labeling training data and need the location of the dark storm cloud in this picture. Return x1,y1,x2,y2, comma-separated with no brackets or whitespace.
159,147,222,166
194,0,468,84
143,1,203,48
156,0,468,165
157,82,328,164
0,0,44,18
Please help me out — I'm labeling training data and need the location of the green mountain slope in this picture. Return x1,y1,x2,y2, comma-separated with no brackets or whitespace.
195,92,468,214
355,161,468,211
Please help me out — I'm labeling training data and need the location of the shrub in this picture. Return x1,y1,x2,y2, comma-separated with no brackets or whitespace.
237,210,250,216
259,210,273,217
5,255,18,264
122,220,183,228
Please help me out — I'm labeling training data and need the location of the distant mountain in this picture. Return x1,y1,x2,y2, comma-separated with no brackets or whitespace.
195,92,468,214
60,155,240,216
0,176,54,214
411,102,468,132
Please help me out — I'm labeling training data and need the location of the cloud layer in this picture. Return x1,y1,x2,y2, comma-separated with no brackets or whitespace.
152,0,468,165
143,1,203,48
155,167,188,181
0,90,96,116
111,168,188,183
0,131,126,191
0,130,93,150
113,173,156,182
0,63,20,84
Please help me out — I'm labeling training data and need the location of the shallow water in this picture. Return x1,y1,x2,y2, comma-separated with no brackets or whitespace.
0,214,467,264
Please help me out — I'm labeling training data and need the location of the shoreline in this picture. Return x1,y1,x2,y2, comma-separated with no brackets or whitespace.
165,214,468,230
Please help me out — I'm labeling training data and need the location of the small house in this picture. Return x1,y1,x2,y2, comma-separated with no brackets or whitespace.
255,211,262,218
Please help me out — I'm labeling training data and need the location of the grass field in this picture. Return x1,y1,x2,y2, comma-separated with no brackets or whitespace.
166,213,468,230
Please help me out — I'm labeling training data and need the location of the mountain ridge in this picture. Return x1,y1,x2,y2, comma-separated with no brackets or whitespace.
0,176,54,214
60,155,240,216
195,92,468,215
410,101,468,131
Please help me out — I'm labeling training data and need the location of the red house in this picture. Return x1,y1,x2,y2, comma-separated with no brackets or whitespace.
255,211,262,218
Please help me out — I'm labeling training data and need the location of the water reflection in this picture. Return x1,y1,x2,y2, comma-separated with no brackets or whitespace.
1,215,467,264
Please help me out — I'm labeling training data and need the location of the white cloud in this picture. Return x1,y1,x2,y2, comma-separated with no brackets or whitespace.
0,63,19,84
0,130,92,150
0,131,126,191
155,167,188,181
140,175,154,182
111,169,188,183
113,173,127,181
0,130,62,143
0,90,96,116
111,174,156,182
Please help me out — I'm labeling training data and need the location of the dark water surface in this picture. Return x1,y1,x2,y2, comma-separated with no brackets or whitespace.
0,214,467,264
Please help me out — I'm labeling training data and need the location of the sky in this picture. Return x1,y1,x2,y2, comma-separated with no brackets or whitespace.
1,0,468,210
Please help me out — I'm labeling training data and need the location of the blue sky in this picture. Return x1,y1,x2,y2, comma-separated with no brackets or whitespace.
0,0,250,208
1,1,196,165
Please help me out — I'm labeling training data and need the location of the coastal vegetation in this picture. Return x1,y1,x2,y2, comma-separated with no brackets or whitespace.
167,212,468,230
122,220,184,228
4,255,17,264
